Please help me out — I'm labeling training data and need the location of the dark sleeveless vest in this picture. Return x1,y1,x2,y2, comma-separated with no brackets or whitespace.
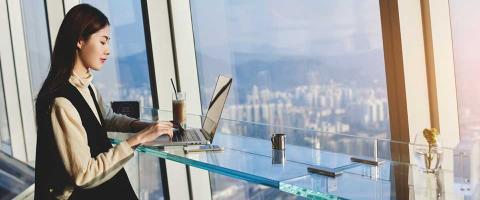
35,83,137,200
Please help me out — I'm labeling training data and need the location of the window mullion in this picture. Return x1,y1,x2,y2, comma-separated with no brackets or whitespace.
5,0,37,163
421,0,459,148
380,0,431,162
168,0,212,199
45,0,65,50
0,0,27,162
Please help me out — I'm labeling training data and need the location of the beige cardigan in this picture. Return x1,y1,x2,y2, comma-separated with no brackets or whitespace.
50,72,137,199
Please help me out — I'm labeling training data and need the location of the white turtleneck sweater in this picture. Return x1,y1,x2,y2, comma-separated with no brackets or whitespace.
50,72,137,199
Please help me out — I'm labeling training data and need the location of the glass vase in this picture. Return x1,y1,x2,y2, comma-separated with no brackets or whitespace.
414,129,443,173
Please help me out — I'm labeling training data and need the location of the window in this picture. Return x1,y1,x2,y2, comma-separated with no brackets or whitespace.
20,0,51,99
0,61,11,155
450,0,480,142
450,0,480,195
191,1,389,139
190,0,389,198
82,0,153,108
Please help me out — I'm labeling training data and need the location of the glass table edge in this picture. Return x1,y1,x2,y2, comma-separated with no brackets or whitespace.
279,181,349,200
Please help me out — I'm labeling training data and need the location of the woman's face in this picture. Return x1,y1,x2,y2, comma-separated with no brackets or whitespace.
77,26,111,71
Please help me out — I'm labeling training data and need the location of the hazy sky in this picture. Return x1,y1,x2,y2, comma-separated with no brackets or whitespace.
191,0,383,57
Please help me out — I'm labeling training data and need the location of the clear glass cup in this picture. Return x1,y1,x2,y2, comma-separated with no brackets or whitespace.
172,92,186,129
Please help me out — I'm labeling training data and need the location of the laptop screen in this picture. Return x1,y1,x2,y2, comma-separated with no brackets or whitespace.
202,75,232,139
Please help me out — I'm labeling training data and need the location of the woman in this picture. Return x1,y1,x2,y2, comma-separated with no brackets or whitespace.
34,4,173,200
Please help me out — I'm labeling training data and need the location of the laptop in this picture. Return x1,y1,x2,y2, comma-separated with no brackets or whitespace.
144,75,232,146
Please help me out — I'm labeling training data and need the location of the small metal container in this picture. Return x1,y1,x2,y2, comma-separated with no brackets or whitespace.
271,133,286,150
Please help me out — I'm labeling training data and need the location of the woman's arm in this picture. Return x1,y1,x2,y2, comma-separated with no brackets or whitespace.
51,98,134,189
51,98,173,188
129,120,152,132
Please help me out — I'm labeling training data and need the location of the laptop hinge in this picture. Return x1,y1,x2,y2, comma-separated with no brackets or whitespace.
201,129,211,142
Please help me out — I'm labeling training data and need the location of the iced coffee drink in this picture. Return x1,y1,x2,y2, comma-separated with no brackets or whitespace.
172,92,186,129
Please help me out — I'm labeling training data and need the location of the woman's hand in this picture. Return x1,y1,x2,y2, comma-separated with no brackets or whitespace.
127,121,173,148
129,120,152,133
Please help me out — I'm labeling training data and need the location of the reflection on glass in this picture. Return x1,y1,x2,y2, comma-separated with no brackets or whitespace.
21,0,50,99
203,75,232,137
191,0,389,198
82,0,153,108
0,62,12,155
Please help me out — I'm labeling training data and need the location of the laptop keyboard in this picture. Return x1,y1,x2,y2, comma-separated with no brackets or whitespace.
173,129,201,142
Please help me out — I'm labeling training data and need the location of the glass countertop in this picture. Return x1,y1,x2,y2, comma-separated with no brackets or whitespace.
109,108,479,199
111,136,358,199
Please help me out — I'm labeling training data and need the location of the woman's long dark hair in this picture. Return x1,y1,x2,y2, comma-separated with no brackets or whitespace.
36,4,109,106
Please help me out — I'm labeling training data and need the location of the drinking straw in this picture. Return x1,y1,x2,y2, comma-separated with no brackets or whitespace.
170,78,178,100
